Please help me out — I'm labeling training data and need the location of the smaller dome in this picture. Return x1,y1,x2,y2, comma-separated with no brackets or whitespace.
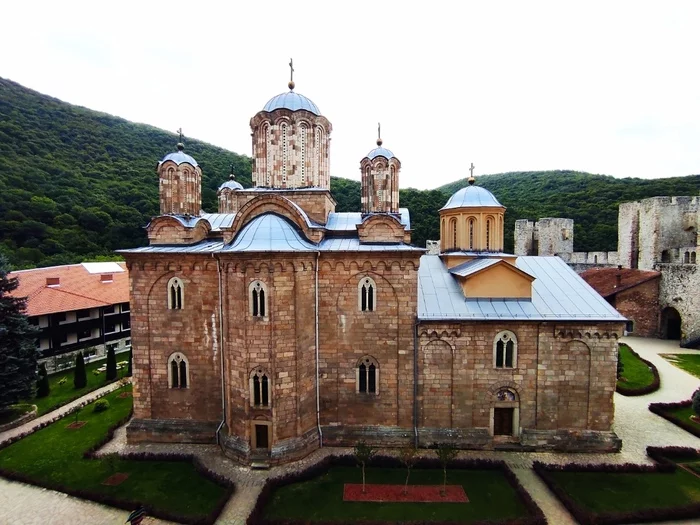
263,92,320,115
159,144,198,167
218,176,243,192
366,147,395,160
441,185,503,210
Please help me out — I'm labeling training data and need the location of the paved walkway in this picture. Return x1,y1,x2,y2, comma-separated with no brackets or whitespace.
1,337,699,524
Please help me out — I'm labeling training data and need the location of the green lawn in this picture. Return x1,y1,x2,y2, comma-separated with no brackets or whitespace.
0,385,228,521
661,353,700,379
31,357,127,416
264,466,530,523
659,404,700,435
0,404,34,425
617,343,656,390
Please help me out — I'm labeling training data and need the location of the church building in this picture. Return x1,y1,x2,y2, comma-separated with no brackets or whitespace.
120,73,626,464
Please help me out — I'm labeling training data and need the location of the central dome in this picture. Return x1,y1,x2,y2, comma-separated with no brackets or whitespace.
441,185,503,210
263,91,320,115
366,146,395,160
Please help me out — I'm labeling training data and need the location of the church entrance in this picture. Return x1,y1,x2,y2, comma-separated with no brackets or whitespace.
493,408,514,436
661,307,682,340
254,424,269,449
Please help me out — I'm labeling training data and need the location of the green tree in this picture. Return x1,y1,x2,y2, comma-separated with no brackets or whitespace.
399,446,419,495
73,352,87,389
617,347,624,380
127,348,132,377
36,362,50,398
692,388,700,418
354,441,376,494
106,346,117,381
434,443,458,496
0,254,39,412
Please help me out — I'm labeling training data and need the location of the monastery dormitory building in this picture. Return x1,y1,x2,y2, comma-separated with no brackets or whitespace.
9,262,131,373
119,75,626,465
515,196,700,347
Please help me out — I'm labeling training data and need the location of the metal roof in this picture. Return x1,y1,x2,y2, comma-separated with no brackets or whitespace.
200,213,236,231
223,213,317,252
159,151,198,167
418,255,626,321
118,240,224,254
441,185,503,210
325,209,411,231
218,179,244,191
319,238,423,252
262,91,320,115
366,146,395,160
449,258,501,277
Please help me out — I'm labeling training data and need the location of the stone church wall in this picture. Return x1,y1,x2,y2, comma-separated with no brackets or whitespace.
656,263,700,343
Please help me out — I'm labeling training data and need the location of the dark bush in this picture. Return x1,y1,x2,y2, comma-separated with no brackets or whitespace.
73,352,86,389
649,399,700,438
36,363,50,398
105,347,117,381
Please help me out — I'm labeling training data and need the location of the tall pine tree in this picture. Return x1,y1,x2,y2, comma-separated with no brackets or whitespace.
0,255,39,412
73,352,87,389
106,346,117,381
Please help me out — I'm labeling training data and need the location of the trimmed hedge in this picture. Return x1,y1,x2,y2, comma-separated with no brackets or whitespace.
247,454,546,525
0,390,234,525
533,446,700,525
649,399,700,438
616,346,660,396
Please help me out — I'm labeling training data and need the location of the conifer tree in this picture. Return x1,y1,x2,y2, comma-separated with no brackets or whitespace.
73,352,87,389
36,362,50,398
127,348,132,377
0,255,39,412
106,346,117,381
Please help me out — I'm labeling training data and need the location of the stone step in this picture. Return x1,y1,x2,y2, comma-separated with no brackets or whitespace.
251,461,270,470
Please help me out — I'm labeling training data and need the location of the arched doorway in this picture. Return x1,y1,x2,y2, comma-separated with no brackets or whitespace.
661,307,682,340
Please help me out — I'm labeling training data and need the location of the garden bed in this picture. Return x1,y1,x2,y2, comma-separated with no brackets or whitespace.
533,446,700,524
660,353,700,379
649,399,700,438
343,483,468,503
249,455,545,524
616,343,660,396
0,385,233,525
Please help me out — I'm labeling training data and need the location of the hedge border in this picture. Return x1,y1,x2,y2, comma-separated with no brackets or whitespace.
533,446,700,525
616,344,660,396
247,454,546,525
0,386,234,525
648,399,700,438
0,404,37,433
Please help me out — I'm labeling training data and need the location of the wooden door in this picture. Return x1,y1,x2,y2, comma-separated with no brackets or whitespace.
494,408,514,436
255,424,269,449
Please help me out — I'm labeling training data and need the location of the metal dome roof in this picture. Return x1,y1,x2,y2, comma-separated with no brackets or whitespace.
263,91,320,115
159,150,198,167
441,185,503,210
218,178,243,192
366,147,395,160
225,213,316,252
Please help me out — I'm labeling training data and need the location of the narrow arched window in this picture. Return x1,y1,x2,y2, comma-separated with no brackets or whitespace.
281,123,288,184
358,277,376,312
167,277,184,310
299,123,307,186
356,356,379,395
468,219,475,250
692,252,697,264
264,123,272,186
250,368,271,407
168,353,189,388
450,218,457,249
486,219,492,251
684,251,690,263
494,331,517,368
250,281,268,318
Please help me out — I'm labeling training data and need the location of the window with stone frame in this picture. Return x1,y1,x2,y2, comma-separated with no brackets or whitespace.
356,356,379,395
168,353,189,389
468,218,475,250
358,276,377,312
167,277,184,310
493,330,517,368
450,218,458,249
250,368,271,407
249,280,268,317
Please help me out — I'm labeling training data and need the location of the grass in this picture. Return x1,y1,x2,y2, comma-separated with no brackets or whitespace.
0,404,34,426
617,343,656,390
31,358,126,416
0,385,228,520
661,404,700,434
661,353,700,379
548,467,700,514
263,466,529,522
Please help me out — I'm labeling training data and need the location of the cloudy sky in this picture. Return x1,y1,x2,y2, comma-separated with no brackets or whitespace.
1,1,698,189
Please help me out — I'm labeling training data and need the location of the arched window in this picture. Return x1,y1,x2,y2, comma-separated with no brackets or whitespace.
299,123,307,186
450,218,458,249
168,353,189,388
493,330,517,368
250,368,271,407
249,281,268,318
692,252,697,264
661,250,670,263
167,277,184,310
593,255,598,264
281,123,288,184
468,218,475,250
263,123,271,187
684,251,690,263
486,218,492,251
358,276,376,312
356,356,379,395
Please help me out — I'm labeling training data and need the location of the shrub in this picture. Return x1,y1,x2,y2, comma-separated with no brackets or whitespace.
57,377,67,386
73,353,87,389
127,348,132,377
93,399,110,413
617,347,624,379
692,388,700,417
36,363,50,398
106,347,117,381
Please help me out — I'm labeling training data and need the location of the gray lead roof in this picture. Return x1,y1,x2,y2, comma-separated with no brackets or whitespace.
223,213,317,252
325,209,411,231
262,92,320,115
159,151,198,167
418,255,626,321
440,185,503,210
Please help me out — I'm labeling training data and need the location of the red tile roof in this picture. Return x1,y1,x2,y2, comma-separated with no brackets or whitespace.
9,263,129,317
580,267,660,298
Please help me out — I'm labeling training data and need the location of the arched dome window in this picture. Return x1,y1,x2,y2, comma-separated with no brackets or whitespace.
450,218,458,249
299,123,307,186
249,280,268,318
468,218,475,250
281,123,288,184
486,218,493,251
263,123,271,187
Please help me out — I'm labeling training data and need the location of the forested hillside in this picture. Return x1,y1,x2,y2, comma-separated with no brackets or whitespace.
0,77,698,269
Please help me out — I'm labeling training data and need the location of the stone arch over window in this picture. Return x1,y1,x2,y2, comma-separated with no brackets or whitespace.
491,387,519,437
692,252,697,264
167,277,184,310
356,355,379,395
250,367,271,407
450,217,458,249
249,280,268,317
493,330,517,368
358,276,377,312
684,251,690,263
167,352,189,389
468,218,476,250
299,122,307,185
